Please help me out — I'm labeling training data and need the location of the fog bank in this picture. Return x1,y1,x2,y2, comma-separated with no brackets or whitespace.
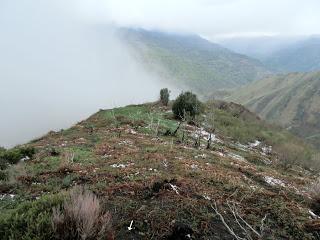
0,1,168,148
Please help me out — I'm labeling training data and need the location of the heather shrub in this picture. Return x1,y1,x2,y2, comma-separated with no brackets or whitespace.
0,194,63,240
0,146,5,154
0,147,7,170
0,146,35,165
0,157,8,170
52,187,113,240
0,170,7,181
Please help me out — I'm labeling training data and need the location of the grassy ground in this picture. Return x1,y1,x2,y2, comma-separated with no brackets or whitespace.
0,101,319,239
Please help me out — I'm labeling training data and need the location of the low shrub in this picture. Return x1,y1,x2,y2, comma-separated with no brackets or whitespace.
273,142,313,168
0,157,8,170
0,170,8,181
0,194,63,240
62,175,74,188
0,146,36,165
0,146,6,155
5,162,28,184
52,187,113,240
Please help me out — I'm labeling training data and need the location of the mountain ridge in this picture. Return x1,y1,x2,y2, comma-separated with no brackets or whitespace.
263,37,320,72
218,36,320,73
225,71,320,148
119,28,271,94
1,100,319,239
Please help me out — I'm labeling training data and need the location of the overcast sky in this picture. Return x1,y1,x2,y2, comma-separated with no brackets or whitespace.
101,0,320,39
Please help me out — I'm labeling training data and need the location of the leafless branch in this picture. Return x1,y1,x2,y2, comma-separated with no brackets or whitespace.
211,200,267,240
211,202,246,240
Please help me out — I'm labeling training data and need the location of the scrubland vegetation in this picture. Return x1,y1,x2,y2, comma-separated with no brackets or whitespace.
1,91,320,239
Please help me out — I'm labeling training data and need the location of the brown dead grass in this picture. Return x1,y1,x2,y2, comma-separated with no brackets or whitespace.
52,186,113,240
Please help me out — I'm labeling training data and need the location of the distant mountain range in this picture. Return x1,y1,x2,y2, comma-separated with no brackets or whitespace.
218,35,320,73
225,71,320,147
119,28,270,94
121,29,320,93
263,37,320,72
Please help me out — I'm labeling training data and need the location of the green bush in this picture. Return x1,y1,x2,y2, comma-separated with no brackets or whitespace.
0,147,6,154
160,88,170,106
0,194,63,240
62,175,74,188
172,92,203,120
0,170,8,181
0,147,7,170
0,147,35,165
0,157,8,170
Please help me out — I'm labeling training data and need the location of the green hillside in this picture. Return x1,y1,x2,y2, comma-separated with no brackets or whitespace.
119,29,270,94
226,71,320,147
1,100,320,239
263,37,320,73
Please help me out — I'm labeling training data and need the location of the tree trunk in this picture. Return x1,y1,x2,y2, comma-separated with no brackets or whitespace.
172,121,182,136
206,133,212,149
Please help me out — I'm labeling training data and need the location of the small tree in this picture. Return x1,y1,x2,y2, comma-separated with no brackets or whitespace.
172,91,203,120
160,88,170,106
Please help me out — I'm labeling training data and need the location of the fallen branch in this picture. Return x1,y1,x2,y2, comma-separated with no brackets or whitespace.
211,202,246,240
169,183,180,195
211,200,267,240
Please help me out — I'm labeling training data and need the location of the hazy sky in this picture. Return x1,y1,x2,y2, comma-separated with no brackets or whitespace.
103,0,320,39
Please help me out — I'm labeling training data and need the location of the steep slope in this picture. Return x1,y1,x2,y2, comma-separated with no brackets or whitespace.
119,29,270,94
226,72,320,147
263,37,320,72
1,101,319,239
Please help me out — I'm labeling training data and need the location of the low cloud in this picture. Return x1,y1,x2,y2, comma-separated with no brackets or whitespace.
105,0,320,38
0,0,169,147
